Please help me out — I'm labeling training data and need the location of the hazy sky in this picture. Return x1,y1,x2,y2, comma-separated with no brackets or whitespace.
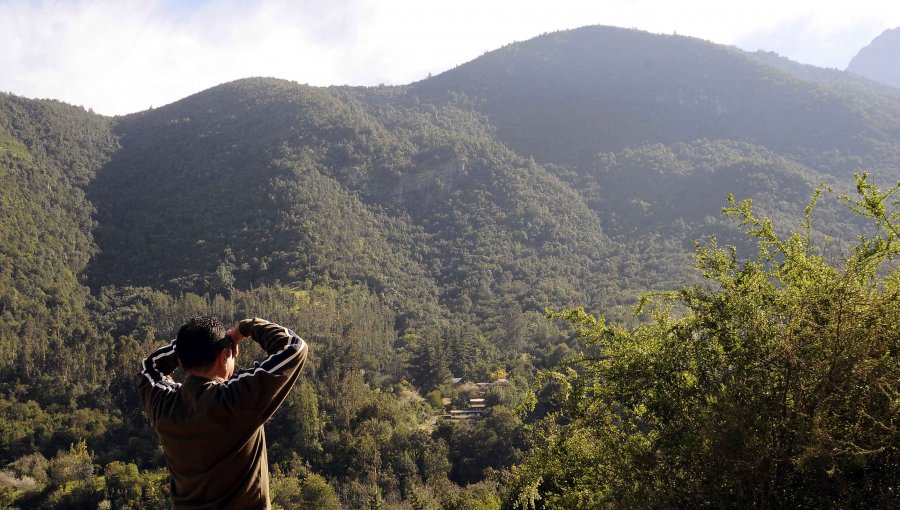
2,0,899,115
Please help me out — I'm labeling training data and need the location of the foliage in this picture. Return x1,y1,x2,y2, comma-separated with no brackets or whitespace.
504,174,900,508
271,467,341,510
434,406,526,485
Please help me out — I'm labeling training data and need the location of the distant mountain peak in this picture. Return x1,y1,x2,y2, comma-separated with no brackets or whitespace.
847,27,900,88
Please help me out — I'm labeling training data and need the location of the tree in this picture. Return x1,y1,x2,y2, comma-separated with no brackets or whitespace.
447,321,479,379
504,174,900,509
299,472,340,510
48,441,93,486
267,379,322,463
104,461,142,509
408,329,452,392
366,483,386,510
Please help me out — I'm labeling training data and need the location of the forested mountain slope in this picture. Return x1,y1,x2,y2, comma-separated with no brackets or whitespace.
412,26,900,175
0,94,117,376
80,26,900,328
87,80,445,326
87,78,647,330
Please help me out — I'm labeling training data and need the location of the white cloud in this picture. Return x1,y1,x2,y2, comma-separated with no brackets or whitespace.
1,0,899,115
731,4,900,69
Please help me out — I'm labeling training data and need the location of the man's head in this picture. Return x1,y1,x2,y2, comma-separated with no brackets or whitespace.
175,316,234,375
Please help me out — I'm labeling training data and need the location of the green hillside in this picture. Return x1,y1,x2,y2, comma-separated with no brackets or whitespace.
87,79,443,326
412,26,900,174
87,78,644,330
0,94,117,378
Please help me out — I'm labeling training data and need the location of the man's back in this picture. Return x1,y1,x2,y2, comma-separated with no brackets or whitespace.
137,318,308,510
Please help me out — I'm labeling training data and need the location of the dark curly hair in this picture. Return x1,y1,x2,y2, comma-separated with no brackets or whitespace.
175,316,229,370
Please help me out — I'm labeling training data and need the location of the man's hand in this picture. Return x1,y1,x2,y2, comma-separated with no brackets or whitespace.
226,326,247,358
226,326,247,343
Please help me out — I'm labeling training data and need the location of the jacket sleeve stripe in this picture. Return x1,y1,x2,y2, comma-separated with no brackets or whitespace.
223,329,306,386
141,340,180,391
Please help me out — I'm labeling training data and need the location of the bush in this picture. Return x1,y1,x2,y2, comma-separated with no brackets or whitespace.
505,175,900,509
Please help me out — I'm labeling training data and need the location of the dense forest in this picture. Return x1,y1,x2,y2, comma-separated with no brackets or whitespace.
0,25,897,508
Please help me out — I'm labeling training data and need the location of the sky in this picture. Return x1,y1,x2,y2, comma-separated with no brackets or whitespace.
2,0,899,116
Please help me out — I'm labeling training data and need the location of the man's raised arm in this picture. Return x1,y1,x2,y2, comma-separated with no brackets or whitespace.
221,317,308,424
136,339,181,425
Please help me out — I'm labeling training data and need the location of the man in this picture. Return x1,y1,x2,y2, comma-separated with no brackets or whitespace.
137,316,308,509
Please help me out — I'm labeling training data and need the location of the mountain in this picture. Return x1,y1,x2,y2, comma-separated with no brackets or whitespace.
412,26,900,174
847,27,900,89
85,79,634,331
5,25,898,344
